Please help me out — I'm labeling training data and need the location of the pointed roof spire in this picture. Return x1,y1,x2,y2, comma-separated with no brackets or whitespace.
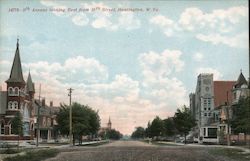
6,38,25,83
26,70,35,92
108,117,111,125
234,71,247,88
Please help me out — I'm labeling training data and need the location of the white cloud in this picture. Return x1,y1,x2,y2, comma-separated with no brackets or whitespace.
117,12,141,30
196,67,223,80
150,15,174,27
92,17,112,29
179,6,248,31
196,32,249,49
23,55,108,83
138,49,187,109
150,14,176,37
139,50,184,80
72,14,89,26
193,52,203,62
40,1,141,31
150,6,248,48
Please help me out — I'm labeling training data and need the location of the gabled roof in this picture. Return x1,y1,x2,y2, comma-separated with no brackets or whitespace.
26,71,35,92
6,39,25,83
234,72,248,88
214,81,236,108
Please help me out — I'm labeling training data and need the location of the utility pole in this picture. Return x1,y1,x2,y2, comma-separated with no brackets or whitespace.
36,84,41,147
226,91,231,146
68,88,73,146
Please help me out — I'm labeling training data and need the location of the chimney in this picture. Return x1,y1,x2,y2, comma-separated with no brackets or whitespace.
50,101,53,107
42,98,46,107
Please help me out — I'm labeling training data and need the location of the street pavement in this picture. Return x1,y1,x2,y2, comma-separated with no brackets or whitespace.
45,140,241,161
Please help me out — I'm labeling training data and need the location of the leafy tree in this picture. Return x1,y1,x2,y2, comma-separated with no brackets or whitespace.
173,106,196,144
231,97,250,134
56,102,100,144
145,121,152,138
149,116,165,138
131,127,145,139
106,129,122,140
11,111,23,148
163,117,176,137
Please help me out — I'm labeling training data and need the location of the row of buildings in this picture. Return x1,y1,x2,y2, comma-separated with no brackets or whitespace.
0,39,113,143
0,40,60,142
189,72,249,143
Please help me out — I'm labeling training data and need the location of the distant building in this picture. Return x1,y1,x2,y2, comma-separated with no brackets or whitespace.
232,72,249,104
190,72,249,144
0,39,35,140
33,99,60,142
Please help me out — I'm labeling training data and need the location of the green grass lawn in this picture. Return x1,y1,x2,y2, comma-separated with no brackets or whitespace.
3,149,59,161
209,148,250,161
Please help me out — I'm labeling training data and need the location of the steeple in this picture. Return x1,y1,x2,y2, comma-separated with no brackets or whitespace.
6,38,25,84
108,117,112,130
26,70,35,92
234,71,247,88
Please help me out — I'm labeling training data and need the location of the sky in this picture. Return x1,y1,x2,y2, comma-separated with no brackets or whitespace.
0,0,249,135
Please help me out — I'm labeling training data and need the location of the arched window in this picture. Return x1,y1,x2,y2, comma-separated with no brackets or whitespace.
8,101,12,109
14,87,19,96
13,101,18,109
8,87,13,95
9,124,13,135
0,122,4,135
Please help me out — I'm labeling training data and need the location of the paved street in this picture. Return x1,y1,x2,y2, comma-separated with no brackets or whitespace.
45,141,238,161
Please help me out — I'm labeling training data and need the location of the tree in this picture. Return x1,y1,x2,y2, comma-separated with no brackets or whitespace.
106,129,122,140
163,117,176,137
131,127,145,139
11,111,23,148
56,103,100,144
173,106,196,144
231,97,250,134
145,121,152,138
149,116,165,138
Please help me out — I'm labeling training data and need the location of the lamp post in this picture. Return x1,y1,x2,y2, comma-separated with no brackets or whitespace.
68,88,73,146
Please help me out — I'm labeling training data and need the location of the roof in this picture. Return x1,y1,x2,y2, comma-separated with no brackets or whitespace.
33,99,60,116
214,81,236,108
26,72,35,92
234,72,248,88
6,39,25,83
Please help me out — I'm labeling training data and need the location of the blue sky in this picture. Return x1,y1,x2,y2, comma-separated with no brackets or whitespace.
0,0,249,134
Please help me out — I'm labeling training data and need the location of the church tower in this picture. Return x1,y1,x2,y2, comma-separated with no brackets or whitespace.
5,39,26,115
108,117,112,130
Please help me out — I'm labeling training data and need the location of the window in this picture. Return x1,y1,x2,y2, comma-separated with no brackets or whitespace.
8,87,13,95
8,101,12,109
9,124,13,135
203,128,206,136
204,113,207,116
1,122,4,135
14,87,19,96
204,108,207,111
208,113,211,117
13,101,18,109
208,108,211,111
